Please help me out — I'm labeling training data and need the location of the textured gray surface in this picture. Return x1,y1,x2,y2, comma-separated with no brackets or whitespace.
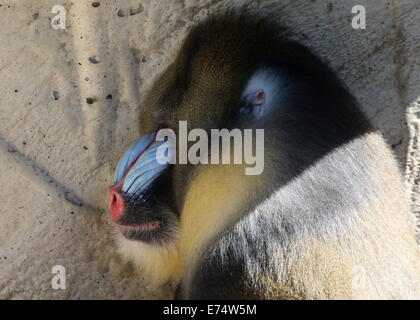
0,0,418,299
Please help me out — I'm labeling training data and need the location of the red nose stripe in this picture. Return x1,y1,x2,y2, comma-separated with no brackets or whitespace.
108,183,124,223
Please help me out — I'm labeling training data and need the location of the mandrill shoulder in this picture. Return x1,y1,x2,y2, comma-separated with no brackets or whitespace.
185,131,420,299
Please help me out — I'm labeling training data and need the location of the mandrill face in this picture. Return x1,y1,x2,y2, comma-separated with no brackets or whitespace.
107,15,273,249
108,132,179,245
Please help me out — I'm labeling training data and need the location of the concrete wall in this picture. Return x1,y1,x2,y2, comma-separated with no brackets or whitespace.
0,0,418,299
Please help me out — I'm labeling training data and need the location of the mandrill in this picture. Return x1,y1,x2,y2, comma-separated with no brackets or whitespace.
107,13,419,299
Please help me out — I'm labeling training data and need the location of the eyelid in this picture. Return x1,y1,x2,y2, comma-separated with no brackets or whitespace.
239,103,253,114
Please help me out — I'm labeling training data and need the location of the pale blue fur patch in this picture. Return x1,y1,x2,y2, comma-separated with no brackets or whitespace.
114,133,156,184
114,133,171,197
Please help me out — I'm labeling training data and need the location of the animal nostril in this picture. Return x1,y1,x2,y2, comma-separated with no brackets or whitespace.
108,186,125,223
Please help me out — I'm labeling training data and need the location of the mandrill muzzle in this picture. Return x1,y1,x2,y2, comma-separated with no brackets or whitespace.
108,132,171,224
